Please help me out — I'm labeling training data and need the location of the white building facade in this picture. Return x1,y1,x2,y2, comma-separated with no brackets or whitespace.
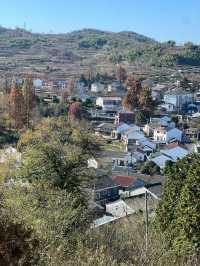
164,92,193,109
96,96,122,112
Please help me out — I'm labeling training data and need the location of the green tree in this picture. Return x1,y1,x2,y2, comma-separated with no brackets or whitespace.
17,117,101,154
0,181,89,265
16,118,101,189
134,110,149,124
16,142,88,191
155,154,200,255
141,161,160,175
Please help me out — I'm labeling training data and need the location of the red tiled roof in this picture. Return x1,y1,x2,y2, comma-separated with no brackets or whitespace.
112,175,136,187
166,142,186,149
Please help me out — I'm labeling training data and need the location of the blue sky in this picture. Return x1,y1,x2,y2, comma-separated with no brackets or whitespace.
1,0,200,43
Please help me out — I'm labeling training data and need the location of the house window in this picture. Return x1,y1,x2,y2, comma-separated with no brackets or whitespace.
120,160,125,166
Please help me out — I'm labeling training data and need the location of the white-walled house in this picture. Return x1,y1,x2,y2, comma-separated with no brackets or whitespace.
91,82,104,93
96,96,122,112
33,79,43,88
195,91,200,103
164,91,193,109
144,116,175,137
158,103,175,112
150,116,175,128
107,82,124,93
112,153,137,168
153,127,183,143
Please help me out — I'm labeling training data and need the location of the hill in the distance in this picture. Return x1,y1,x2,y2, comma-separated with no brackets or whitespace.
0,26,200,79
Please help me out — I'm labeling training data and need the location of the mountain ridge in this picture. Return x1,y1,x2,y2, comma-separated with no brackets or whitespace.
0,26,200,80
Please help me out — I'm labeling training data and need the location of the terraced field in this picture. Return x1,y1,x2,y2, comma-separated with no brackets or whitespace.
1,27,200,82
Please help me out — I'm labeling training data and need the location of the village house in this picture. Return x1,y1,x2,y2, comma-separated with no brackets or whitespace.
138,139,157,156
107,81,125,93
158,103,175,112
163,89,193,109
95,122,116,137
161,146,188,161
96,96,122,112
112,123,133,139
193,143,200,154
112,153,137,169
33,79,43,89
91,174,163,228
52,80,67,91
195,90,200,103
131,149,147,162
150,84,167,101
92,199,135,228
112,175,147,197
91,82,104,93
42,80,54,95
153,127,183,143
114,111,135,125
90,175,120,206
151,146,188,169
143,116,175,137
184,128,200,141
122,127,145,145
151,154,172,169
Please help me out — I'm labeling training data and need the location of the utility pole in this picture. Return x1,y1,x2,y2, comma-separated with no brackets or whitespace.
145,190,149,253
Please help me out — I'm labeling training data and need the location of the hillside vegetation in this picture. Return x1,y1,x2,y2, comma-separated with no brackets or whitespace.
0,27,200,79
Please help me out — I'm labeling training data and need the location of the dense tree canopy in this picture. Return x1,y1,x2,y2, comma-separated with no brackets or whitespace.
16,117,101,190
0,181,89,265
156,154,200,255
141,161,160,175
